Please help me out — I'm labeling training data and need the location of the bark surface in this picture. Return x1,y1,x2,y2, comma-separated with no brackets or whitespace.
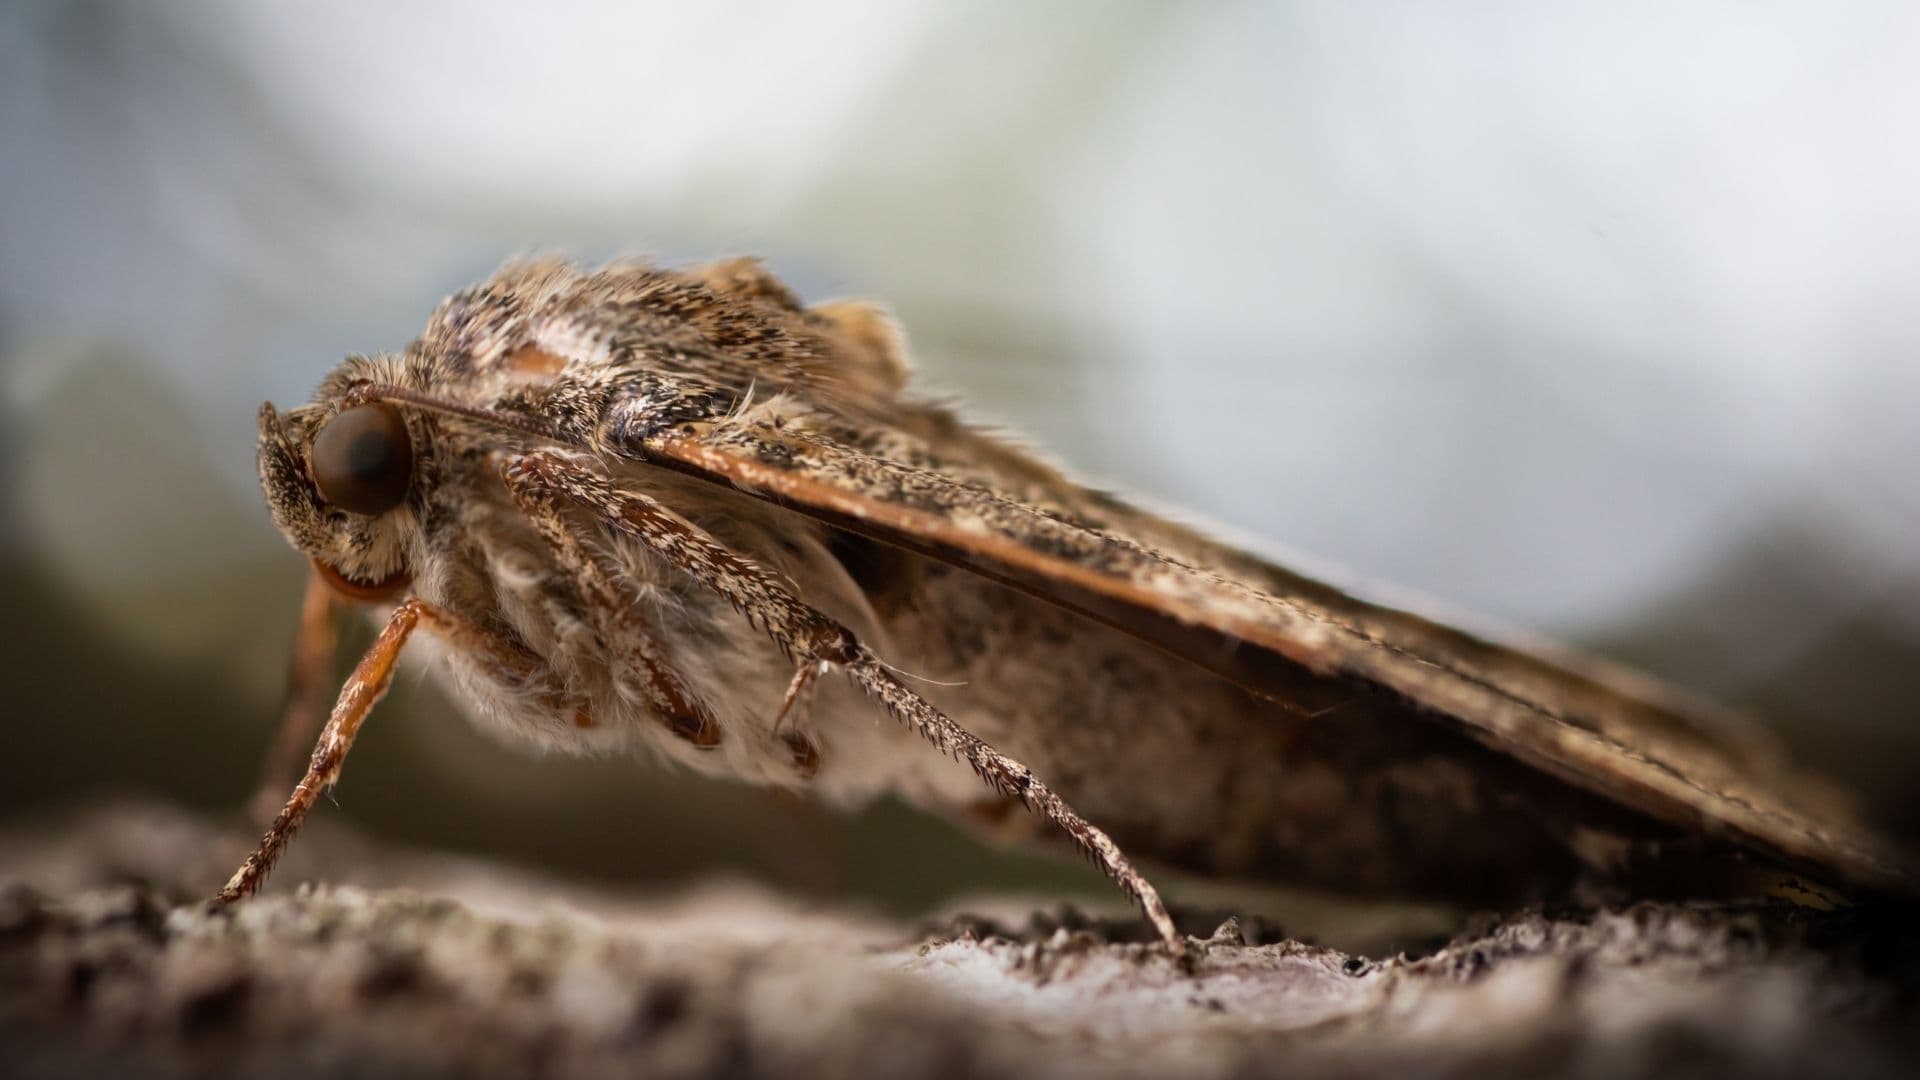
1,802,1913,1079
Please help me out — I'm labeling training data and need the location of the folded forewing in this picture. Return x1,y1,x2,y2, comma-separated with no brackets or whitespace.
622,410,1913,896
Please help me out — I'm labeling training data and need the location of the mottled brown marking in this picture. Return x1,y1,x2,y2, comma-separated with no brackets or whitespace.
633,422,1912,894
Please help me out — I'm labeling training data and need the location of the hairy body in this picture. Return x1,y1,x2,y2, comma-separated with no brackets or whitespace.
234,258,1911,950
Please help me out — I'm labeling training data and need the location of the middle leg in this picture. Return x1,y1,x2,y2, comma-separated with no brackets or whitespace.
500,450,1187,958
504,458,827,775
503,471,725,750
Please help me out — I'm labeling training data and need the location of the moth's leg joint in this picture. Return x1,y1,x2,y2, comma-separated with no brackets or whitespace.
804,625,860,666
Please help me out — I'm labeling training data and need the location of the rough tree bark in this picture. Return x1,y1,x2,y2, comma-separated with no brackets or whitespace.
1,801,1914,1079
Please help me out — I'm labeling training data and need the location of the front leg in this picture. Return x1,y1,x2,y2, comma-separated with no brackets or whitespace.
501,450,1188,959
218,598,583,902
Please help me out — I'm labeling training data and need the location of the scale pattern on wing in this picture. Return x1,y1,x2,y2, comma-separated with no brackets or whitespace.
635,407,1913,896
425,257,1912,897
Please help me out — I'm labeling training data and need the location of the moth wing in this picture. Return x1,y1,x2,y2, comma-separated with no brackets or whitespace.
623,408,1914,896
507,275,1906,894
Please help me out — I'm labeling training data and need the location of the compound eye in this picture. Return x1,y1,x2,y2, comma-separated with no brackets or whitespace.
310,403,414,515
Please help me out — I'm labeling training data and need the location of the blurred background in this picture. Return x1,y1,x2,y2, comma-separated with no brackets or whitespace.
3,1,1917,916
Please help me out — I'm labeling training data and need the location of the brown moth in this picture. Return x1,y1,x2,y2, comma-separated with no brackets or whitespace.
228,256,1915,960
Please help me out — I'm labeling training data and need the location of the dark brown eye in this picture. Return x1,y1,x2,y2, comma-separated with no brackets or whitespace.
311,403,414,515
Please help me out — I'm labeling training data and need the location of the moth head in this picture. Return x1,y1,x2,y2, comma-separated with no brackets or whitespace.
258,370,425,600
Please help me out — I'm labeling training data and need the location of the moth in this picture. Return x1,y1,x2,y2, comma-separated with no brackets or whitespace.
228,257,1914,960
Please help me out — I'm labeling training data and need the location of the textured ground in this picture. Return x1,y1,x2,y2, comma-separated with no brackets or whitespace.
1,802,1915,1079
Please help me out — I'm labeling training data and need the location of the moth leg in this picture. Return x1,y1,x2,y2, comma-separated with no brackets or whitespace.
501,450,1188,958
218,597,575,902
774,659,826,735
248,567,341,824
501,470,724,748
502,458,825,773
774,661,827,779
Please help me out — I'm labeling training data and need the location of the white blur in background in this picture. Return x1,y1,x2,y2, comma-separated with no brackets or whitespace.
3,2,1917,848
